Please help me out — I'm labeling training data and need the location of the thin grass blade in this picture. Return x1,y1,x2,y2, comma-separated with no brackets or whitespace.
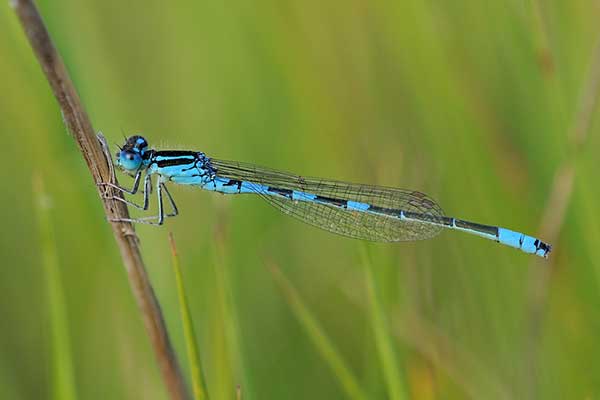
210,222,251,399
269,263,367,400
360,244,407,400
33,174,77,400
168,233,209,400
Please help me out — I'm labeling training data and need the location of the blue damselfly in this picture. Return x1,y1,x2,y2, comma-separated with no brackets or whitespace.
99,135,552,258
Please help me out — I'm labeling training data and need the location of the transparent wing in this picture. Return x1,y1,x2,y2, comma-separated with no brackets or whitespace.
211,158,445,242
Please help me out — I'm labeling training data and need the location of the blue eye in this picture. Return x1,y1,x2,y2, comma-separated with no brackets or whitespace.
118,150,142,171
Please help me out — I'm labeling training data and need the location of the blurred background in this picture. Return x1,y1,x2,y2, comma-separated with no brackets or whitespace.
1,0,599,399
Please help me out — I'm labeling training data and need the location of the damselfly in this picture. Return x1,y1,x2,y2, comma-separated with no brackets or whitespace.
99,135,552,258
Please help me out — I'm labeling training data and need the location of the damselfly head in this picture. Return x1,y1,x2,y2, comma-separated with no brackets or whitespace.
115,135,149,173
122,135,149,154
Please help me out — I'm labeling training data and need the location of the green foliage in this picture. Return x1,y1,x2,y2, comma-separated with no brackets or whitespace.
361,245,407,400
1,0,599,398
169,233,208,400
33,175,77,400
270,264,367,400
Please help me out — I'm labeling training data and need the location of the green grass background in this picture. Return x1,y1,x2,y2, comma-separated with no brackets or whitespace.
1,0,599,398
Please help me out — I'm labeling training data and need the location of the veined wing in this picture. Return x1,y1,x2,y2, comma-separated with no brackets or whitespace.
210,158,445,242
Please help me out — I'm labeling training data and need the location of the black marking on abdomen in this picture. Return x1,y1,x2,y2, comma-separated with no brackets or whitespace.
315,195,347,208
439,216,455,226
368,205,396,215
453,219,499,237
535,239,552,255
403,210,441,223
224,179,243,192
366,207,442,224
370,205,412,218
268,186,293,198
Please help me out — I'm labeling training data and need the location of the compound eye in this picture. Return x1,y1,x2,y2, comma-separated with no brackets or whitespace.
119,150,142,171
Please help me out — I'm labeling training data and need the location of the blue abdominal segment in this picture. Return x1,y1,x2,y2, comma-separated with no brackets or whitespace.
498,228,550,257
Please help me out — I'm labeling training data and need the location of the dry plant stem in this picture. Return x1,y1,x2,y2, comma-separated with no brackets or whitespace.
12,1,189,399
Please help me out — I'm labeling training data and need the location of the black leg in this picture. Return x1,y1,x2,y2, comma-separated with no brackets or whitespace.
101,171,152,209
161,183,179,217
156,182,165,225
142,173,152,210
98,170,143,195
107,195,147,210
107,175,169,225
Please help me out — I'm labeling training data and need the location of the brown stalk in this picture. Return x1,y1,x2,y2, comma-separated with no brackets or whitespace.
12,1,189,399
